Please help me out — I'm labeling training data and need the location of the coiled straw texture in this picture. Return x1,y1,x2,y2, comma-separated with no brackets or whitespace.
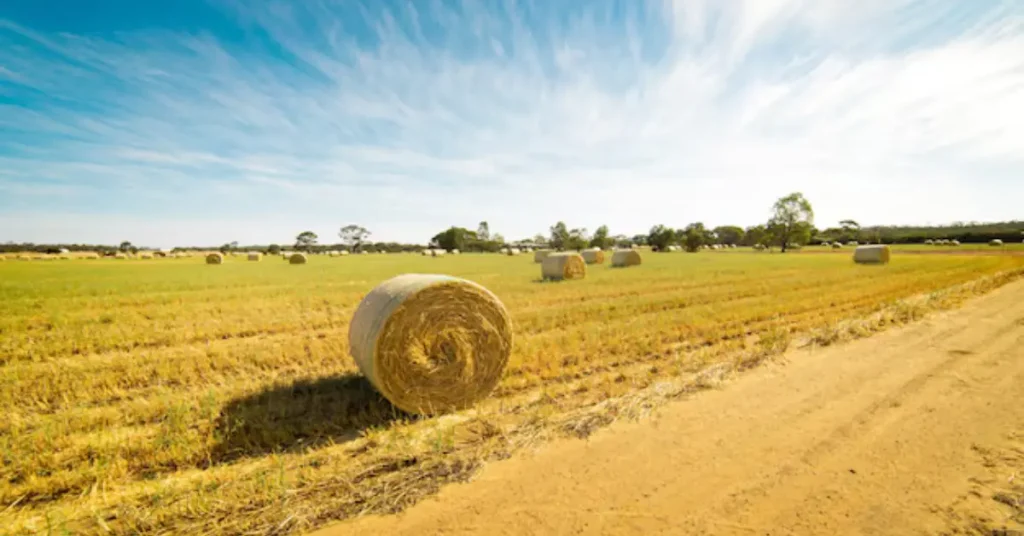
348,274,513,414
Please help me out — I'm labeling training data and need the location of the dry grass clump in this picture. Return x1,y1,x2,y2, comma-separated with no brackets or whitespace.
542,252,587,281
533,250,552,263
611,249,642,267
348,274,513,414
289,253,308,264
581,249,606,264
206,253,224,265
853,245,891,264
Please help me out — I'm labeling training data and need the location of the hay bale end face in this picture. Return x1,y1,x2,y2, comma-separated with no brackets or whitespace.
542,252,587,281
348,274,513,415
505,248,521,256
205,253,224,265
533,250,552,263
289,253,308,264
581,249,605,264
611,249,642,267
990,239,1004,246
853,244,891,264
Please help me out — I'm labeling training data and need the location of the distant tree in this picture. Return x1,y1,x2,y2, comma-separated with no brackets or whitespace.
589,225,613,249
295,231,318,252
647,224,676,251
268,244,281,255
683,222,708,252
477,221,490,241
492,233,505,245
549,221,570,250
630,235,648,246
119,241,132,253
743,225,769,247
219,243,231,254
566,227,589,251
431,227,477,252
768,193,815,252
339,225,371,252
713,226,744,246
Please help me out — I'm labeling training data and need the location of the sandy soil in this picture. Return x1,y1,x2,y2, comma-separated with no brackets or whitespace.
314,279,1024,536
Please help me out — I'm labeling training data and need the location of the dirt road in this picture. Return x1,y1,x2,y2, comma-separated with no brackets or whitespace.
316,280,1024,536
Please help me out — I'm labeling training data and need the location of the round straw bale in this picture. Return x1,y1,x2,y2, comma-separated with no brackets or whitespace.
451,249,460,255
847,241,859,246
421,250,431,256
432,249,446,257
348,274,513,414
581,249,605,264
990,239,1003,246
361,250,369,255
611,249,642,267
140,253,153,259
853,244,891,264
114,253,127,260
289,253,308,264
950,240,960,246
924,239,934,245
206,253,224,265
831,243,843,249
248,252,262,261
534,250,552,263
506,248,521,256
542,252,587,281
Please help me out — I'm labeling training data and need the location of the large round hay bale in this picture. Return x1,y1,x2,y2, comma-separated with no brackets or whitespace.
990,239,1003,246
853,244,891,264
950,240,960,246
139,253,153,259
924,239,934,245
533,250,552,263
505,248,521,256
451,249,460,255
421,250,432,256
581,249,605,264
340,250,350,256
542,252,587,281
205,253,223,265
248,252,262,261
348,274,513,414
431,249,446,257
831,243,843,249
611,249,642,267
289,253,308,264
847,241,859,246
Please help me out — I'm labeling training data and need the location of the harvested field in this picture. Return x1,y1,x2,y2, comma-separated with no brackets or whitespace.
2,252,1024,535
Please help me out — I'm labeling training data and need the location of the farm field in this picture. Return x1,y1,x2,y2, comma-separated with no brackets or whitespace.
3,251,1024,534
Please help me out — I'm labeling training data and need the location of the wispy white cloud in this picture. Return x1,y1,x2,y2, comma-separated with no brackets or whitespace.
1,0,1022,247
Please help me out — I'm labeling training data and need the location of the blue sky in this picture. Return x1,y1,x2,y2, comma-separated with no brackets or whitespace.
1,0,1022,248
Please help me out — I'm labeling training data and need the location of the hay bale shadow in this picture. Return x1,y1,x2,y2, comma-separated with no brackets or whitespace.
212,373,409,463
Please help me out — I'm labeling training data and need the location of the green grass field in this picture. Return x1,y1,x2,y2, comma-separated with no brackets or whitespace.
3,250,1024,534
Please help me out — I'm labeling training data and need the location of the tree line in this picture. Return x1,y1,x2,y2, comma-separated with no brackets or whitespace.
3,194,1022,254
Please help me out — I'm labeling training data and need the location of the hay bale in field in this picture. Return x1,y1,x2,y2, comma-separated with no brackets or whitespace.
847,241,859,246
831,243,843,249
581,248,605,265
924,239,934,245
339,250,350,256
542,252,587,281
853,244,891,264
206,253,224,265
247,252,262,261
361,250,369,255
505,248,521,256
990,239,1003,246
950,240,960,246
327,251,338,257
450,249,460,255
289,253,308,264
533,249,552,263
432,249,446,257
421,250,432,256
611,249,642,267
348,274,513,415
114,253,127,260
139,253,153,259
